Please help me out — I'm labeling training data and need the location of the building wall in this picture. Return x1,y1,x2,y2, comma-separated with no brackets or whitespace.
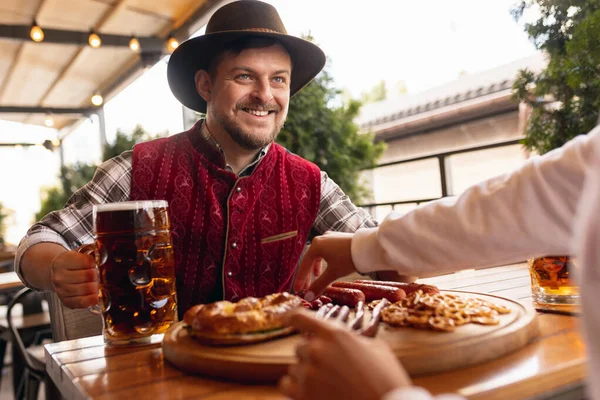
379,112,522,163
364,111,530,222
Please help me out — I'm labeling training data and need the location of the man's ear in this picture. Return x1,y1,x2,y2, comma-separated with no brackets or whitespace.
195,70,212,102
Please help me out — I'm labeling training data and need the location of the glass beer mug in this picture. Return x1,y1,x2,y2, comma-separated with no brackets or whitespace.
528,256,580,305
79,200,178,346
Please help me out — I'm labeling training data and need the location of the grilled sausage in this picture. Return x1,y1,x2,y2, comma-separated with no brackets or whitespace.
331,281,406,302
310,298,323,310
353,280,440,296
323,286,366,307
300,298,313,309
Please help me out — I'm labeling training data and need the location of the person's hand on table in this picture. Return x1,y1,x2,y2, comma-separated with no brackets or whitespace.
51,249,99,308
294,232,357,300
279,308,411,400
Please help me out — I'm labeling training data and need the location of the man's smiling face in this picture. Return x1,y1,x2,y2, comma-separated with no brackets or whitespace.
205,43,291,150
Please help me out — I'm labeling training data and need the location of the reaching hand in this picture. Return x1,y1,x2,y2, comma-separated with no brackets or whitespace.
294,232,357,300
279,309,411,400
51,249,99,309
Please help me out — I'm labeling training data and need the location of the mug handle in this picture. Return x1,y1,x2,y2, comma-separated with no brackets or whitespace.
76,243,102,315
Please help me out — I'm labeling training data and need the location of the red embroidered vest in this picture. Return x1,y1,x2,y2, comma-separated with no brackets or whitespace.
130,123,321,313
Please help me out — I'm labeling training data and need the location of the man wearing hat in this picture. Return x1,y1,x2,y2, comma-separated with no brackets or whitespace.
15,0,394,339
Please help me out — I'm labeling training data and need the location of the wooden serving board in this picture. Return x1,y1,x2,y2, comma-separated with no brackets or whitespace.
163,290,539,383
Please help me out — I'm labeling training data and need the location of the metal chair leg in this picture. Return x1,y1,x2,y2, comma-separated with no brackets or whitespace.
25,373,41,400
13,338,26,399
0,337,6,391
15,368,27,400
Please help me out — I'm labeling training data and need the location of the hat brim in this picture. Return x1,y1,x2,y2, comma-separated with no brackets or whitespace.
167,31,326,113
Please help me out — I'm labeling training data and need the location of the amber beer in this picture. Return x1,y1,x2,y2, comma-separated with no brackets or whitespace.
93,200,178,345
528,256,579,305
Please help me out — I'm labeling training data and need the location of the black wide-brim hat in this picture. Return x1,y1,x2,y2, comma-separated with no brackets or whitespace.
167,0,326,113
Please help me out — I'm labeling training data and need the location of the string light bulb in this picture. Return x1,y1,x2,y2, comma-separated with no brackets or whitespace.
129,36,140,52
167,35,179,52
30,21,44,42
44,114,54,127
91,91,103,106
88,30,102,48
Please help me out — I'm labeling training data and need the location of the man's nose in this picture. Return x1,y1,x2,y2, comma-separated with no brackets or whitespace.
252,79,273,104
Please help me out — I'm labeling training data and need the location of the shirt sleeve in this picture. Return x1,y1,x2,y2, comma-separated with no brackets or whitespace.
352,127,600,276
14,151,133,285
572,137,600,400
313,171,378,234
381,387,465,400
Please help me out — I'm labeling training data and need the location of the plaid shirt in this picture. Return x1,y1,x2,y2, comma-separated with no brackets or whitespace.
15,139,377,286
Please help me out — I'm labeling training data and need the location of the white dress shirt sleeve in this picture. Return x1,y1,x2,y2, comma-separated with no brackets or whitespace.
572,139,600,400
381,387,465,400
352,127,600,276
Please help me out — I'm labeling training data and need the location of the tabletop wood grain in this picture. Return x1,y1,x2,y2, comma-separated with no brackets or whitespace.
0,250,15,262
0,271,24,292
45,263,586,400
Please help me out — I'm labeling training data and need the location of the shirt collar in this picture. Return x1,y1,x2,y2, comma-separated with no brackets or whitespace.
200,120,271,177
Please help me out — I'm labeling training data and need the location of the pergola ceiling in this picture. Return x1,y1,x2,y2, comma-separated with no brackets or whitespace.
0,0,227,130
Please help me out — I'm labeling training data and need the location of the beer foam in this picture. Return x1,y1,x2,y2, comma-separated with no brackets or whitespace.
95,200,168,212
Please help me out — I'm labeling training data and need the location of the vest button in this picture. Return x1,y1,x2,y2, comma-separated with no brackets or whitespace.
227,271,233,278
236,187,242,193
231,242,238,249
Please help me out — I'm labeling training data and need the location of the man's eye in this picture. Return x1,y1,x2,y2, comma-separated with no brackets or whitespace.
237,74,251,80
273,76,286,84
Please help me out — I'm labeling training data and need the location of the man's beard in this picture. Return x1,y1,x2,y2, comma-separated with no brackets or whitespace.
213,102,285,151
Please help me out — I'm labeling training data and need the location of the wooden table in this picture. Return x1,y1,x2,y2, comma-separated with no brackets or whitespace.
0,249,15,262
45,263,586,400
0,249,15,272
0,271,24,293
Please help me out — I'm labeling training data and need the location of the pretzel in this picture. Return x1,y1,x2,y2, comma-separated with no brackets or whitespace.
380,290,511,332
183,292,303,345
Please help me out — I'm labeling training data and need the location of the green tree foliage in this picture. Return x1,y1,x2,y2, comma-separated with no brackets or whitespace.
36,125,162,221
102,125,159,161
278,67,385,203
360,80,388,104
36,187,69,222
394,80,408,97
59,164,99,198
512,1,600,154
0,202,8,245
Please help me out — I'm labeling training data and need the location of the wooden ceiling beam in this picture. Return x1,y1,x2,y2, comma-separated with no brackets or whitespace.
36,0,132,109
171,0,230,41
1,0,222,129
0,0,46,104
0,143,44,147
96,0,229,107
0,24,164,50
0,106,93,114
0,44,24,102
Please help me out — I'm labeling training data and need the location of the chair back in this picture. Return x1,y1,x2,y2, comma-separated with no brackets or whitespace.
7,287,45,374
43,292,102,342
